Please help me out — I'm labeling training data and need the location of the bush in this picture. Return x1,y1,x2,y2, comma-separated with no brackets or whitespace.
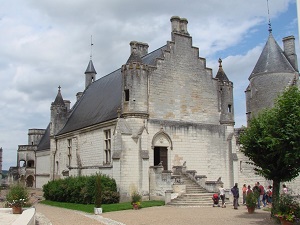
131,191,142,204
102,190,120,204
95,175,102,208
43,174,119,205
246,192,257,208
6,183,29,207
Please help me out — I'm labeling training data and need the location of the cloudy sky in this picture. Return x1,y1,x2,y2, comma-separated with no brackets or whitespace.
0,0,298,171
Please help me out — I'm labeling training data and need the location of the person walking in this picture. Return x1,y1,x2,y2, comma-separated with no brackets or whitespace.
266,185,272,206
231,183,239,209
242,184,247,205
258,182,266,207
219,184,226,208
253,182,260,209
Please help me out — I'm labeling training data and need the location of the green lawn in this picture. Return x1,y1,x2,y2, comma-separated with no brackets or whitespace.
40,200,165,213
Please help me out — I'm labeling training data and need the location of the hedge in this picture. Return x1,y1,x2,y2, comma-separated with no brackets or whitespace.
43,174,119,204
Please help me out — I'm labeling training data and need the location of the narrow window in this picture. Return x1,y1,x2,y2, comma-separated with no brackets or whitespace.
67,139,72,166
228,104,232,113
124,89,129,101
104,130,111,164
240,161,243,172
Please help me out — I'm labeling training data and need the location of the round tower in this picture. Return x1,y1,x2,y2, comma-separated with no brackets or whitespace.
121,41,149,118
246,32,298,123
215,58,234,125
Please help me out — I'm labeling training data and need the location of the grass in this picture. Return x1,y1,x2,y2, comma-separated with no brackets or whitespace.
40,200,165,213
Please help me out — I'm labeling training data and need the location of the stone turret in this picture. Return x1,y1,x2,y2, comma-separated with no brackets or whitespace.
215,58,234,125
50,86,69,136
85,60,97,89
28,129,46,145
121,41,149,118
245,32,298,124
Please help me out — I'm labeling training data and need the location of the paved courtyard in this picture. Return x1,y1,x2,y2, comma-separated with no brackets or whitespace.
35,203,277,225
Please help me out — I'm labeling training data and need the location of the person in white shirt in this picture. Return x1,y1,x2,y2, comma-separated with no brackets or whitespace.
219,184,226,208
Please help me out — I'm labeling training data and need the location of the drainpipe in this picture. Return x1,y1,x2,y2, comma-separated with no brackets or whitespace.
52,137,58,181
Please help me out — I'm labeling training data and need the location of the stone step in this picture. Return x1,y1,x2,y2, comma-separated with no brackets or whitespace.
168,174,216,207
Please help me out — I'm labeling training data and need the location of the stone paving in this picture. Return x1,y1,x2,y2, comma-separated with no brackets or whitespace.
34,204,278,225
1,188,278,225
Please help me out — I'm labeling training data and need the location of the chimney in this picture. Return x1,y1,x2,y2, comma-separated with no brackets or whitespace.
180,18,189,35
130,41,149,57
64,100,71,110
76,92,83,101
170,16,181,32
283,35,298,71
170,16,189,36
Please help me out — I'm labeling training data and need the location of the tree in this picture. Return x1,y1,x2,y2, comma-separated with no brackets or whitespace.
239,86,300,214
95,175,102,208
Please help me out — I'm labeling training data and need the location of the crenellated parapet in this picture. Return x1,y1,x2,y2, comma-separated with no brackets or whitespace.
121,62,149,72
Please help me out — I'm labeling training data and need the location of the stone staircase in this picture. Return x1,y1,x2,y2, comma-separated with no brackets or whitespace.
167,175,216,207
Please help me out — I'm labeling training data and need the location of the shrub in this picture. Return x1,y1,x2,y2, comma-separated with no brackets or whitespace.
94,175,102,208
131,191,142,205
246,192,257,208
102,190,120,204
6,183,29,207
43,174,119,205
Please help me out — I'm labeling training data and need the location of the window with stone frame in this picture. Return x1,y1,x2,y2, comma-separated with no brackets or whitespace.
67,138,72,166
104,129,111,164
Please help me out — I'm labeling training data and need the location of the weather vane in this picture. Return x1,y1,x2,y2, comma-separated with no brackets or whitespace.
90,35,93,60
267,0,272,33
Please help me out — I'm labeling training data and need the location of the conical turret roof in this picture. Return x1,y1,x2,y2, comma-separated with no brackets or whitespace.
85,60,97,74
215,58,229,81
53,86,65,106
249,33,296,79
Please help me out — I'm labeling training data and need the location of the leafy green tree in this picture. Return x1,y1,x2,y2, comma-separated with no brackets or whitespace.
239,86,300,214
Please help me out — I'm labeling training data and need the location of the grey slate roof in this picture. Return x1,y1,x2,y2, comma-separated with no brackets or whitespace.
37,124,50,151
58,69,122,134
85,60,97,74
53,89,65,106
127,52,142,64
215,59,229,81
58,46,167,135
249,33,296,79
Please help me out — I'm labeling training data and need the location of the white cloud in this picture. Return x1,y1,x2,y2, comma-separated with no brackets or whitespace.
0,0,297,170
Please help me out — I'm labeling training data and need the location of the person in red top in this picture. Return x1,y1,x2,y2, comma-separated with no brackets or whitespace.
266,185,272,205
242,184,247,205
246,185,253,195
258,182,266,207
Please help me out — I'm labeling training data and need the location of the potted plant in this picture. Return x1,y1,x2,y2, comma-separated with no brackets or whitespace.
245,191,257,214
6,183,29,214
274,194,300,225
131,191,142,210
94,175,102,214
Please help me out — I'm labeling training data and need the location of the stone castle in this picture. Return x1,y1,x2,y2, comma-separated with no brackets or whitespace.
9,16,300,201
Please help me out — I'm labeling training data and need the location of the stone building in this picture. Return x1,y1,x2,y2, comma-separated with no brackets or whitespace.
10,16,300,199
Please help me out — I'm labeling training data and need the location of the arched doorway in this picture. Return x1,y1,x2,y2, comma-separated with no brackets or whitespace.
152,129,173,171
26,175,34,187
154,146,168,170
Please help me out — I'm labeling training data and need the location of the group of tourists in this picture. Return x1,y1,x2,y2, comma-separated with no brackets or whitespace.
216,182,289,209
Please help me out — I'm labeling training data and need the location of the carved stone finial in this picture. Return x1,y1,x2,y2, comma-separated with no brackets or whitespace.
218,58,222,67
